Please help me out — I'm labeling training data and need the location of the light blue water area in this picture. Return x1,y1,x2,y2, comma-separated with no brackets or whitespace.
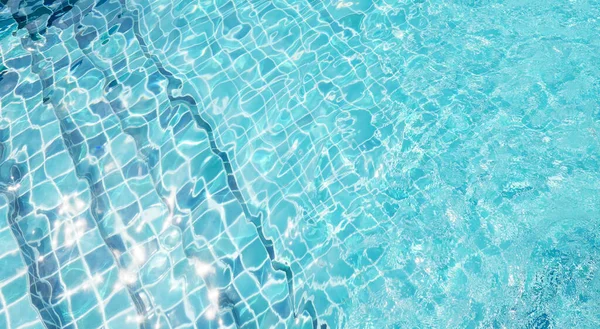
1,0,600,328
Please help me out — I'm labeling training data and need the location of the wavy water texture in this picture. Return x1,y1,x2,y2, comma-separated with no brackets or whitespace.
1,0,600,329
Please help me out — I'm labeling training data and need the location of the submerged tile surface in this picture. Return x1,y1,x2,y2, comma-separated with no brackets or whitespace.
1,0,600,328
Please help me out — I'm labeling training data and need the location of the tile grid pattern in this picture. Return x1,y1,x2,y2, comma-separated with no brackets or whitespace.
2,0,600,329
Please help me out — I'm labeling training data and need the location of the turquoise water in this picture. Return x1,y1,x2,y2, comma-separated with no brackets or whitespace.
1,0,600,328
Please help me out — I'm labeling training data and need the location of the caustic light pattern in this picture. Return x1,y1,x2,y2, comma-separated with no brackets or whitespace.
1,0,600,329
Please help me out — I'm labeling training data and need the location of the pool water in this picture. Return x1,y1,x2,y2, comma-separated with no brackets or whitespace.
1,0,600,328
